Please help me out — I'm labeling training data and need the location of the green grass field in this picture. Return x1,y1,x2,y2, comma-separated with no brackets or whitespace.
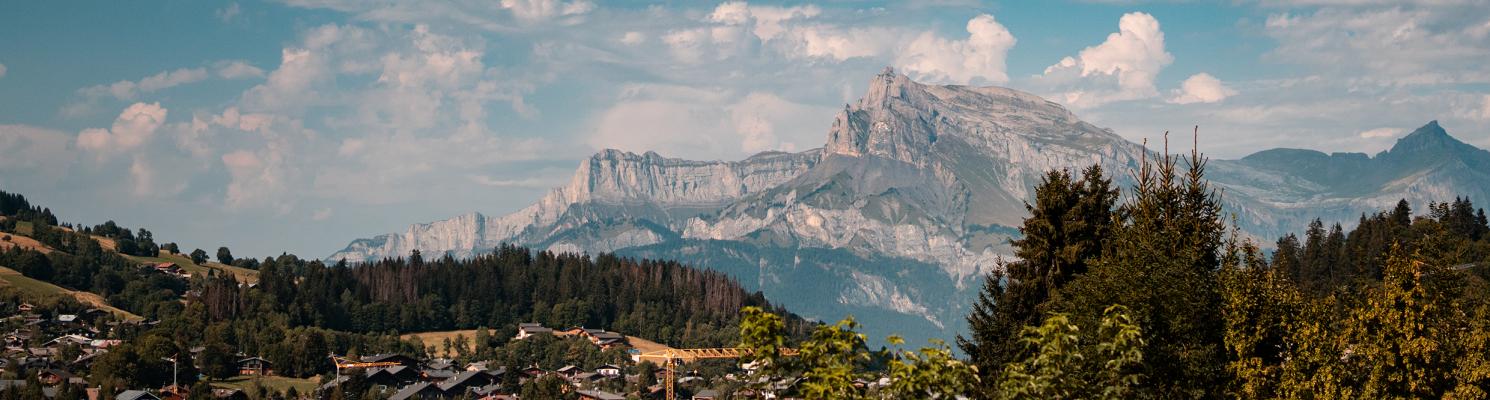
128,252,260,284
14,220,33,236
0,266,141,320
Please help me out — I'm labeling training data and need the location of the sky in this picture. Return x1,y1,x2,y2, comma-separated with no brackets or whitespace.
2,0,1489,258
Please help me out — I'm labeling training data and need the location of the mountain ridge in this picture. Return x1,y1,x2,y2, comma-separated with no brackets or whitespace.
327,70,1490,344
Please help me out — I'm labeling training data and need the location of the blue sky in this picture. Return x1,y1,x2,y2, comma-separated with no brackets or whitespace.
2,0,1489,258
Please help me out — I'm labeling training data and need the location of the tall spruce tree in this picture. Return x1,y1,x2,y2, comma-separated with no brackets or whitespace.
1054,136,1228,398
959,165,1117,392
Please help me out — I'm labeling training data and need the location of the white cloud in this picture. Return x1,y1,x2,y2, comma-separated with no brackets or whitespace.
895,14,1017,84
214,60,265,79
1038,12,1173,107
0,125,73,181
1169,73,1238,104
0,63,7,79
500,0,594,22
77,102,168,154
1263,6,1490,85
661,6,1016,85
620,31,645,45
589,85,830,160
79,68,209,102
1358,127,1400,138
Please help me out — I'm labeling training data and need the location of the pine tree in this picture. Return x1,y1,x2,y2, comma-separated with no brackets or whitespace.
1054,135,1228,398
959,165,1116,390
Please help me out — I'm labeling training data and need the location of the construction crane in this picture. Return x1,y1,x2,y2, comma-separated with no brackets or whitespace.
328,354,404,379
634,348,798,400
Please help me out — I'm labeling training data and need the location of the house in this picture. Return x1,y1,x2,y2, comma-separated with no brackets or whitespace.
425,359,454,371
45,334,92,347
366,366,419,389
555,365,580,379
692,389,721,400
236,357,273,376
388,382,443,400
580,329,628,349
575,390,626,400
56,314,78,324
37,368,74,386
17,303,33,312
436,370,495,395
117,390,161,400
594,364,622,377
514,323,552,340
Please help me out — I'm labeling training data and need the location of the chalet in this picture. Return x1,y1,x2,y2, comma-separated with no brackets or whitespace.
366,366,419,389
45,334,92,347
3,331,29,349
116,390,161,400
237,356,273,376
437,370,495,395
575,390,626,400
37,368,74,386
425,359,454,372
692,389,721,400
580,329,627,349
388,382,443,400
556,365,581,379
514,323,552,340
594,364,622,377
55,314,77,324
465,361,489,372
17,303,34,313
422,368,457,381
520,365,547,380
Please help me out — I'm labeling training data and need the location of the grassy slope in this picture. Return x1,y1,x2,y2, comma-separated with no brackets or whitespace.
0,266,142,320
127,252,260,284
402,329,677,358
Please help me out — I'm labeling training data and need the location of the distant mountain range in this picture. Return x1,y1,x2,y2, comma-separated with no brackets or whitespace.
327,68,1490,344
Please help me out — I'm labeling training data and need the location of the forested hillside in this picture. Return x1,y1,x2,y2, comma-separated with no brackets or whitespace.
0,189,808,398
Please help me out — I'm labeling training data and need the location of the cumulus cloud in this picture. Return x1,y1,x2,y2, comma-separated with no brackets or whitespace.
1169,73,1238,104
1038,12,1173,107
77,102,168,154
661,3,1017,85
895,14,1017,84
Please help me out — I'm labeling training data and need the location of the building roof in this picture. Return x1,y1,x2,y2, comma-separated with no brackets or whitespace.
576,390,627,400
388,382,439,400
117,390,161,400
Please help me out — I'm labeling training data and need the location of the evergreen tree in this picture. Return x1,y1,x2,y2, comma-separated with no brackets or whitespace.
1054,138,1228,398
959,165,1116,387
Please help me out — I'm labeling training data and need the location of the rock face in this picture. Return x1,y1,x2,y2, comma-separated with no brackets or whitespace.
327,70,1490,345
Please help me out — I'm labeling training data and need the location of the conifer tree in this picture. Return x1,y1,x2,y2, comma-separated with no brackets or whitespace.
1054,135,1228,398
959,165,1116,388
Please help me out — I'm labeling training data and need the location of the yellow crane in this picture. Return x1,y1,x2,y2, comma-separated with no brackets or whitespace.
634,348,798,400
328,354,405,379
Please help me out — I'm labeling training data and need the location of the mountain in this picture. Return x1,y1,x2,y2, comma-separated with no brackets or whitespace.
1209,120,1490,241
328,69,1490,344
